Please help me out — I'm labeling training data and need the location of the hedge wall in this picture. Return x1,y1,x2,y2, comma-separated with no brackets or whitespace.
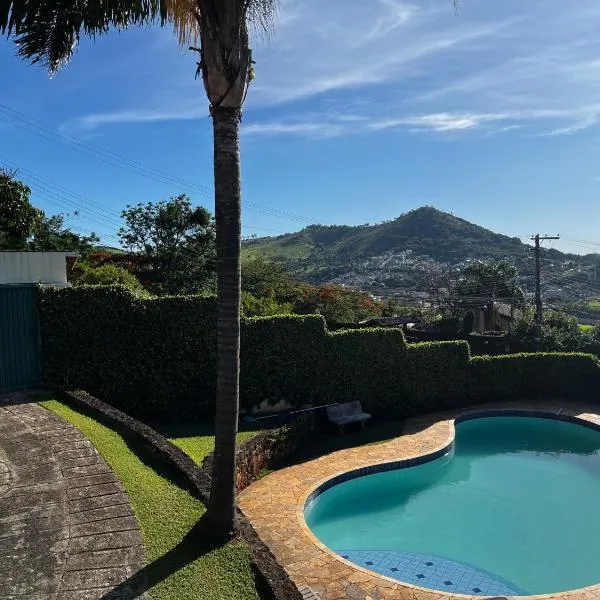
39,287,218,417
38,286,600,420
470,353,600,402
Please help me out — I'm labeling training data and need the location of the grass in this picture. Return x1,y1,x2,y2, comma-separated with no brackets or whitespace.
39,399,264,600
579,324,594,332
156,421,262,465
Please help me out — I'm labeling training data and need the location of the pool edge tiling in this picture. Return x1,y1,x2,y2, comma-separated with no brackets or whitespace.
237,399,600,600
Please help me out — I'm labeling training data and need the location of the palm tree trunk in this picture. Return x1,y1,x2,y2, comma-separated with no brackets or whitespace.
206,105,242,539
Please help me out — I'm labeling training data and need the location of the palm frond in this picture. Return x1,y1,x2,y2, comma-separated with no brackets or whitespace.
165,0,199,47
1,0,170,73
245,0,278,36
1,0,278,75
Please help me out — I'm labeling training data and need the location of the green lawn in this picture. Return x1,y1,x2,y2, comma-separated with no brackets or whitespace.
156,421,262,465
39,399,264,600
579,324,594,332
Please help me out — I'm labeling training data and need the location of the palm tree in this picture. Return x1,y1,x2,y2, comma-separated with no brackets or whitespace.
1,0,277,540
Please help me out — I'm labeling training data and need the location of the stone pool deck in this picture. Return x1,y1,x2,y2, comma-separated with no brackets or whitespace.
238,399,600,600
0,393,145,600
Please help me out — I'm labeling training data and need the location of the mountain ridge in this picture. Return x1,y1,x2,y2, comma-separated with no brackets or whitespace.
243,207,598,302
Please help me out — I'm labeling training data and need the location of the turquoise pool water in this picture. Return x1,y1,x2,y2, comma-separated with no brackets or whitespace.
305,416,600,596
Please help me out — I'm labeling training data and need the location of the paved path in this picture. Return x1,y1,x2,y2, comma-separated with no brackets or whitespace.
0,393,145,600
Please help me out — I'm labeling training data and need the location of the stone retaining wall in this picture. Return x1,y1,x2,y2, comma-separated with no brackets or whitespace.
203,413,314,493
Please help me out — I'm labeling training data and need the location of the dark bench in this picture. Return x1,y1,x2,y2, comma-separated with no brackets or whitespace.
326,401,371,433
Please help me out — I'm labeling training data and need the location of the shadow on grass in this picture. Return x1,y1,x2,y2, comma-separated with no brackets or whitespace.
282,419,406,468
100,515,220,600
153,418,269,441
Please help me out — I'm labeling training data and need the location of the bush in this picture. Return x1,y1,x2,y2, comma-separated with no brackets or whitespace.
73,263,148,296
241,291,291,317
241,315,324,408
38,287,600,421
39,286,217,418
319,328,408,414
470,352,600,401
402,341,471,414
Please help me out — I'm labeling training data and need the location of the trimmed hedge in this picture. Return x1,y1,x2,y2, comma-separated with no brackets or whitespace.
39,286,218,418
321,328,408,413
470,353,600,401
403,341,472,414
38,286,600,420
241,314,325,408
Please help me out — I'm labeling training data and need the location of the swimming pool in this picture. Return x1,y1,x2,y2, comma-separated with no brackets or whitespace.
304,416,600,596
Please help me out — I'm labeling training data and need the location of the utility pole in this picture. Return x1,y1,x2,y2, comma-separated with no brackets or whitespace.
531,234,560,351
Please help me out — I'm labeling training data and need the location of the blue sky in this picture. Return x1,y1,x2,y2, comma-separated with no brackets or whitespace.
2,0,600,254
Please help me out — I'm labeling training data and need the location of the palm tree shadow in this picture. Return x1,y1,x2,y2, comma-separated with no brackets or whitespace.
100,515,219,600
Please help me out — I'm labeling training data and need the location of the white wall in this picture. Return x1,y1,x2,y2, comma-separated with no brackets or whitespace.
0,252,77,285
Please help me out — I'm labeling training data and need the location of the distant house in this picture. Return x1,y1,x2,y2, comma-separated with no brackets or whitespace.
470,302,520,332
0,252,78,287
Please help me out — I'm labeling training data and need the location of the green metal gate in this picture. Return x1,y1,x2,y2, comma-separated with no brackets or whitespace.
0,286,42,392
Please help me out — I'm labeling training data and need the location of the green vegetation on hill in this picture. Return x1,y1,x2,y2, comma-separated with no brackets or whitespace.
243,208,599,305
243,207,543,280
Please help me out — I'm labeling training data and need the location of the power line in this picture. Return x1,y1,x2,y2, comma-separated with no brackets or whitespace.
0,157,122,226
0,104,320,226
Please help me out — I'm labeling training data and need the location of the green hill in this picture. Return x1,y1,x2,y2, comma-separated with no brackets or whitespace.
244,207,552,278
243,207,598,303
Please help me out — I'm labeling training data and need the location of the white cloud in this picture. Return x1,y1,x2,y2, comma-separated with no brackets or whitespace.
249,5,514,105
62,105,205,132
60,0,600,139
369,112,508,132
243,121,344,138
360,0,418,44
545,115,600,136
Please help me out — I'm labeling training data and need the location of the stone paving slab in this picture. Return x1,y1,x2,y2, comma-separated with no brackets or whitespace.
0,392,146,599
239,399,600,600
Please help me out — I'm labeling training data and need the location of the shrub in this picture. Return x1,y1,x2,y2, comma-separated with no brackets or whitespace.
39,286,217,418
241,315,324,408
319,328,407,414
73,263,148,296
38,286,600,421
470,352,600,402
402,341,471,414
241,291,292,317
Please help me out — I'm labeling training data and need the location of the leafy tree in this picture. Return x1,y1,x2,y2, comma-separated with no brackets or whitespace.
580,325,600,356
118,195,215,295
455,260,524,303
73,263,149,296
29,214,99,255
292,284,382,324
0,168,41,249
241,291,291,317
241,256,295,297
3,0,278,537
513,309,584,352
0,170,98,253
